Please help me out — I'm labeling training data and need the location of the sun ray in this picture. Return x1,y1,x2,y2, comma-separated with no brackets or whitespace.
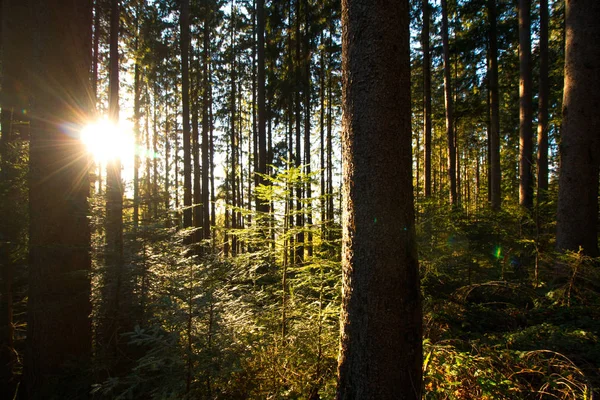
81,118,135,164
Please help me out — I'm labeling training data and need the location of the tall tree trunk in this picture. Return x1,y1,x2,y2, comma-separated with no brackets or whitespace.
257,0,269,219
25,0,93,397
133,1,142,231
326,43,334,231
202,19,211,244
304,0,313,258
93,0,103,196
0,1,29,394
181,0,192,231
294,0,304,264
165,98,171,227
193,48,202,243
230,2,238,256
152,84,159,220
319,33,326,241
175,118,180,225
423,0,432,198
92,0,101,104
209,63,216,234
487,0,501,211
556,0,600,257
102,0,126,371
441,0,457,206
518,0,533,210
536,0,549,206
337,0,422,397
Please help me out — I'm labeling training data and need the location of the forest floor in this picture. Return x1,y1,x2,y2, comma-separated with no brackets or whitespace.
419,205,600,399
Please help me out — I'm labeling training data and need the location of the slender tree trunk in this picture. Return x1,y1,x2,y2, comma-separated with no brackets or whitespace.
92,0,101,104
202,19,211,244
488,0,501,211
152,84,159,220
145,98,152,221
518,0,534,210
181,0,193,230
319,33,326,240
133,2,142,231
175,119,180,225
337,0,422,397
536,0,549,206
423,0,432,198
251,0,258,221
257,0,268,215
441,0,457,206
193,48,202,244
556,0,600,257
165,99,171,226
304,0,313,257
209,64,216,233
326,45,334,230
25,0,93,397
295,0,304,264
102,0,125,371
230,2,238,256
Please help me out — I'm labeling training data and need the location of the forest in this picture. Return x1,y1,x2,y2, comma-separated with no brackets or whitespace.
0,0,599,398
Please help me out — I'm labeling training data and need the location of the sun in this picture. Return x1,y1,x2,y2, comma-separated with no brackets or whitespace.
81,118,135,163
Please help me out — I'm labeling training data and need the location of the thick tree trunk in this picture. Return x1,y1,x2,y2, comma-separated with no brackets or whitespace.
518,0,534,210
556,0,600,257
337,0,422,398
0,1,29,394
25,0,93,397
488,0,501,211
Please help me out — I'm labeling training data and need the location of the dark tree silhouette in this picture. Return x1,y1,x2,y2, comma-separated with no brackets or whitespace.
556,0,600,257
24,0,93,397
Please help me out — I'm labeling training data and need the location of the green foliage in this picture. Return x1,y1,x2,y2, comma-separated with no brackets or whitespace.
417,199,600,399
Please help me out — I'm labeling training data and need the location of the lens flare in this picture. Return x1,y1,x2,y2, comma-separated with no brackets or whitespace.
80,118,134,163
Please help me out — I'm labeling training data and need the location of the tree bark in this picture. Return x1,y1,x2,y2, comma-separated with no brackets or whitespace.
0,1,29,394
536,0,549,204
25,0,93,397
337,0,422,398
101,0,125,370
556,0,600,257
133,1,142,232
518,0,534,210
303,0,313,258
202,19,211,244
423,0,432,198
488,0,501,211
441,0,457,206
257,0,268,214
181,0,192,230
